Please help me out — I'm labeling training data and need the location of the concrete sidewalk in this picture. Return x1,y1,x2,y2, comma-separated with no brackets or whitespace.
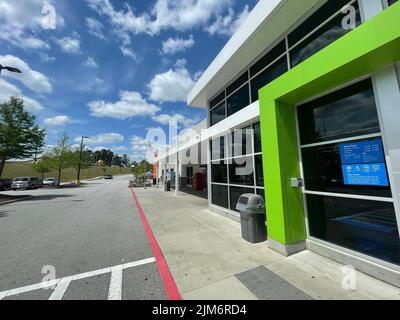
133,187,400,300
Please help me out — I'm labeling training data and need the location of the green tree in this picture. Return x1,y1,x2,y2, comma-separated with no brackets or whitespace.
31,126,46,163
131,160,153,182
0,97,46,177
70,147,91,171
121,154,130,167
45,133,73,186
32,159,51,180
94,149,114,166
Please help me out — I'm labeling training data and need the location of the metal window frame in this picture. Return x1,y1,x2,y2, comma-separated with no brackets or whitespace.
294,74,400,268
207,0,360,127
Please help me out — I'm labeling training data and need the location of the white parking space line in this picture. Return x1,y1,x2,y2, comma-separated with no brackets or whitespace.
108,268,123,300
1,279,60,298
0,257,156,300
49,278,72,300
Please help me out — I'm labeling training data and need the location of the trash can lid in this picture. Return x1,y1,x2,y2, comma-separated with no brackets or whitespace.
236,194,265,211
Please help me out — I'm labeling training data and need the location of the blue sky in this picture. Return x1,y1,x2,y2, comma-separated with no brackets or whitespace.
0,0,257,161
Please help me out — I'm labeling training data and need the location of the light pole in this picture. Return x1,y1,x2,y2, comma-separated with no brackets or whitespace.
144,141,151,189
77,136,89,186
0,65,22,75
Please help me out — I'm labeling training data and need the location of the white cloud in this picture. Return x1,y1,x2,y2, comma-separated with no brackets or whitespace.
87,0,235,35
39,53,56,63
0,0,64,50
131,135,148,158
148,59,195,103
162,35,194,55
54,35,81,54
120,47,139,62
86,0,248,61
112,146,128,152
206,5,250,36
85,17,107,40
44,115,71,126
0,79,44,113
77,77,110,94
152,113,196,128
76,133,124,145
83,57,98,68
89,91,161,120
0,55,52,94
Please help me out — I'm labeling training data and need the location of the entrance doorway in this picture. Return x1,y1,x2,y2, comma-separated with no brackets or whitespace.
296,78,400,266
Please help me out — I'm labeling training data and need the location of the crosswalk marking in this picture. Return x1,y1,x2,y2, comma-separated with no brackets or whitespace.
0,257,156,300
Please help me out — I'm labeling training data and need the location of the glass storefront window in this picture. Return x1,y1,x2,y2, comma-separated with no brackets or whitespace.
210,102,226,127
209,121,264,214
229,156,254,186
298,79,380,145
211,136,225,160
212,184,229,209
253,122,262,153
227,84,250,117
251,56,288,102
210,91,225,109
302,138,392,198
230,186,255,212
255,155,264,187
227,71,249,96
228,126,252,157
250,40,286,77
307,194,400,265
289,1,361,67
211,161,228,184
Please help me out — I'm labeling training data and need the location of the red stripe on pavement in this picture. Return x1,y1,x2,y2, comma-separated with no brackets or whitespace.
130,188,182,301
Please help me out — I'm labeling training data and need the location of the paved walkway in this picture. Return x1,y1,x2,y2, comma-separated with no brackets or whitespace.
133,187,400,300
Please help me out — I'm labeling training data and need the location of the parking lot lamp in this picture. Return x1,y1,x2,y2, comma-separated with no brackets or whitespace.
76,136,89,186
0,65,22,75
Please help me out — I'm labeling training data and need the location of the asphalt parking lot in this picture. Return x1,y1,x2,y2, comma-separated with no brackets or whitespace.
0,175,167,300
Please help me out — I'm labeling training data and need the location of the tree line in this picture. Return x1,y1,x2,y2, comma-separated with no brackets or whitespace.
0,97,132,185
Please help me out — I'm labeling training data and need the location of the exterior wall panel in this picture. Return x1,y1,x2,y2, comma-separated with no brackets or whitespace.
259,3,400,249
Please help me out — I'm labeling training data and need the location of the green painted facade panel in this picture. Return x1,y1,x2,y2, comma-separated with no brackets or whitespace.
259,3,400,246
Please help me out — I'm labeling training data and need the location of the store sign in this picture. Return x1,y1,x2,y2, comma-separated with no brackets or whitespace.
339,139,389,187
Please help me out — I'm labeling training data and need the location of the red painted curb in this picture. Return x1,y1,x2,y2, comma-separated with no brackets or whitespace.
130,188,182,301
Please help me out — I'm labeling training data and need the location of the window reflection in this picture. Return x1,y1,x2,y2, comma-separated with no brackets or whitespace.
212,185,229,209
210,102,225,126
227,84,250,117
290,2,361,67
229,156,254,186
230,186,254,212
211,161,228,184
307,194,400,265
251,56,288,102
298,79,380,145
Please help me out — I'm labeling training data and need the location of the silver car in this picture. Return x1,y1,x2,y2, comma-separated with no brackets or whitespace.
43,177,59,187
11,177,43,190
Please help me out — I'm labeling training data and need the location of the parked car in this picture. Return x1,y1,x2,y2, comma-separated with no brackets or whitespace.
11,177,43,190
104,174,113,180
43,177,59,187
0,179,12,191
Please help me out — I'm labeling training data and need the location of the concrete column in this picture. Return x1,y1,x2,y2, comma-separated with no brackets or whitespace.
372,64,400,234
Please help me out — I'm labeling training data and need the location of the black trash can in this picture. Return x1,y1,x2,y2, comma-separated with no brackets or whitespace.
236,194,267,244
164,180,171,192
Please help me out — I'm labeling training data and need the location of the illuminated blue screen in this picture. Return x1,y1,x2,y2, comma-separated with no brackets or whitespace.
339,139,389,187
